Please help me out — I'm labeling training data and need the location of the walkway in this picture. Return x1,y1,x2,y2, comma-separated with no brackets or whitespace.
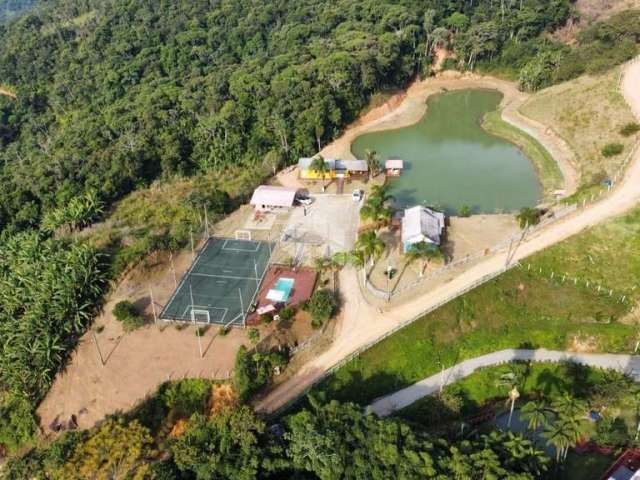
368,349,640,417
255,57,640,415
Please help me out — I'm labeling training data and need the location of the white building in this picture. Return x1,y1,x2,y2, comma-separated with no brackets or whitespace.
401,205,446,252
250,185,299,211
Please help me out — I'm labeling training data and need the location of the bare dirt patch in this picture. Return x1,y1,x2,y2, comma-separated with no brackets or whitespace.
37,238,251,434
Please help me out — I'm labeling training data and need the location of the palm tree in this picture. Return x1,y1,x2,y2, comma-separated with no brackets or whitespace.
360,183,394,228
364,149,380,179
346,249,367,283
369,183,394,204
521,400,550,433
405,241,441,277
310,154,328,192
495,367,523,428
355,231,385,268
544,421,573,463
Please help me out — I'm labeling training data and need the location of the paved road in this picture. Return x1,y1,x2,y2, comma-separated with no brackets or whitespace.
369,349,640,416
255,57,640,415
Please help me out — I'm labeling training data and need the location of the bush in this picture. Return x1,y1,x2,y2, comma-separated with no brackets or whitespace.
516,207,542,229
620,122,640,137
112,301,145,332
218,326,229,336
279,306,296,321
601,143,624,158
163,379,211,417
233,346,288,401
260,314,273,324
304,289,337,328
458,205,472,217
0,394,38,454
248,327,260,344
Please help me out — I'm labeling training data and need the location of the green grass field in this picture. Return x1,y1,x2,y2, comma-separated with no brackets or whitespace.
315,208,640,407
483,110,564,200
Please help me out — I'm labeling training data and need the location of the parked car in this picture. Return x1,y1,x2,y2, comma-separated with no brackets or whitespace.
352,189,363,202
298,196,314,206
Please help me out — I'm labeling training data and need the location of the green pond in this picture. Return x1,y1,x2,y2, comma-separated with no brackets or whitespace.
352,89,542,215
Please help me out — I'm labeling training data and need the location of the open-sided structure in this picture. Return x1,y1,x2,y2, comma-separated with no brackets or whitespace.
160,237,273,327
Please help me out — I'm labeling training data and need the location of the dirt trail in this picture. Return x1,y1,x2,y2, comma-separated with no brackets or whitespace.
320,70,578,195
0,87,16,99
255,58,640,414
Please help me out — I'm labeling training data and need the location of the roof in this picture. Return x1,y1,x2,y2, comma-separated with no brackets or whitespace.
401,206,446,245
250,185,298,208
385,159,404,169
298,157,367,171
336,159,368,171
298,157,334,170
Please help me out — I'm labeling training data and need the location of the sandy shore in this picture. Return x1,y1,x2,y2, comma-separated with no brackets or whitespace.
320,70,578,195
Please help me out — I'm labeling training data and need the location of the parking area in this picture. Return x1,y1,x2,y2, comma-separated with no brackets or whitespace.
282,194,361,255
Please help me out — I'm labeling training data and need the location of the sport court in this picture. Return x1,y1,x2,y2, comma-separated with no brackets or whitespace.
160,237,273,327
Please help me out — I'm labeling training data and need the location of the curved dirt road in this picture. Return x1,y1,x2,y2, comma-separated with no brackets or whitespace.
369,348,640,416
255,57,640,414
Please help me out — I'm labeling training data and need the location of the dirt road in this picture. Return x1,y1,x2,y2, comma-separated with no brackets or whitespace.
319,70,578,195
255,57,640,414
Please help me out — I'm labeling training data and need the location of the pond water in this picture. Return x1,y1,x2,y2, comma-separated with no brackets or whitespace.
351,89,542,215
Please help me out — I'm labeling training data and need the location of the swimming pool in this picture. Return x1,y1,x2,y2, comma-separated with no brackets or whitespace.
274,277,295,302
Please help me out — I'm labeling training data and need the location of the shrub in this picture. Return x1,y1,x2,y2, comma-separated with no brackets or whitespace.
304,289,337,328
248,327,260,344
279,306,296,321
112,301,145,332
218,326,229,336
234,346,288,401
620,122,640,137
601,143,624,158
260,314,273,324
515,207,541,229
163,378,211,417
0,394,38,454
459,205,472,217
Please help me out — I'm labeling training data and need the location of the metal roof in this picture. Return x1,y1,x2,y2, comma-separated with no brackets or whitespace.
298,157,368,171
401,206,445,245
250,185,298,208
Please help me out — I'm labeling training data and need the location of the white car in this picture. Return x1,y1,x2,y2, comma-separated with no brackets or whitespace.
352,189,363,202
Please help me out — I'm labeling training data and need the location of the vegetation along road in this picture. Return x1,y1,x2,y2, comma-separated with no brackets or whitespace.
255,55,640,415
368,348,640,416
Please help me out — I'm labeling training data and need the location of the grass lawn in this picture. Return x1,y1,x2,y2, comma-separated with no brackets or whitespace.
483,110,564,200
520,68,638,186
398,362,636,428
315,208,640,407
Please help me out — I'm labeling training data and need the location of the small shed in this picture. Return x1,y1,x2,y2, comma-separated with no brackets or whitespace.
385,159,404,176
335,159,368,176
401,205,446,252
250,186,298,210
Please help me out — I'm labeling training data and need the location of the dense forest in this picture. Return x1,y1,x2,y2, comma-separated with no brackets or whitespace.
0,0,578,234
0,0,37,23
2,391,551,479
1,0,639,471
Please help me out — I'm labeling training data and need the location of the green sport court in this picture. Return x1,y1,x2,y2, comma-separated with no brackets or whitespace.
160,237,273,327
